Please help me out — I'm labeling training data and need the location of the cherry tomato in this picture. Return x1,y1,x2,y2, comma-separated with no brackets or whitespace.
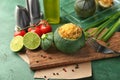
28,27,42,37
14,30,26,37
35,27,42,37
40,24,52,34
36,20,52,34
27,27,33,32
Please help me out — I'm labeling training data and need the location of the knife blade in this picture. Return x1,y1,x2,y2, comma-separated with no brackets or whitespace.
15,5,30,30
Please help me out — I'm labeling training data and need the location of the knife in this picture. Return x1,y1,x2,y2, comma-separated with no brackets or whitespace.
26,0,43,25
15,5,30,30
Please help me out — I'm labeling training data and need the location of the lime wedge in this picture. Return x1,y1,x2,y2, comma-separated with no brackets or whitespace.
10,36,23,52
23,32,40,50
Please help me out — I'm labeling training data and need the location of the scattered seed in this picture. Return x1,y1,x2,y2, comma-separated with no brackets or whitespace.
36,61,39,63
40,55,47,58
40,55,43,57
44,76,47,78
72,69,75,72
75,64,79,69
53,73,56,75
56,73,59,75
43,55,47,58
63,68,67,72
49,57,53,59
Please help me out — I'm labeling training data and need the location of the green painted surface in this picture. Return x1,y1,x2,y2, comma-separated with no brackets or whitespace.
0,0,120,80
0,0,34,80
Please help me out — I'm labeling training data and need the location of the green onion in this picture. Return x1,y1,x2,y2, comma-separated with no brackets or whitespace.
84,15,110,31
84,11,120,31
98,25,113,40
102,18,120,42
94,11,120,38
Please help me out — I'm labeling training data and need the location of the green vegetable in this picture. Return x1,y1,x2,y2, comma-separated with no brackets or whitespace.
54,28,85,54
90,11,120,38
98,26,113,40
10,36,24,52
84,31,91,40
85,11,120,31
23,32,41,50
102,18,120,42
96,12,120,37
74,0,96,18
41,32,53,50
94,27,105,38
84,15,110,31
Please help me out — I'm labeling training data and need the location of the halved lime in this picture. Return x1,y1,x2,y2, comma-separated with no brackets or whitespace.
10,36,23,52
23,32,41,50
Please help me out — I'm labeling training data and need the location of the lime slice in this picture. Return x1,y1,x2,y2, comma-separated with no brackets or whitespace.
10,36,23,52
23,32,40,50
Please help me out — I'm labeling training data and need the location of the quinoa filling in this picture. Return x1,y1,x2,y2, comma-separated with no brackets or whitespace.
98,0,113,7
58,23,82,40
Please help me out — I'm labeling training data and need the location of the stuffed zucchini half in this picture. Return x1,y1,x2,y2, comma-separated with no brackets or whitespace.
97,0,114,9
54,23,85,54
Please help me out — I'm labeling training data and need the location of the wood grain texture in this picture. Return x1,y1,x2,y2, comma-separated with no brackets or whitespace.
26,32,120,70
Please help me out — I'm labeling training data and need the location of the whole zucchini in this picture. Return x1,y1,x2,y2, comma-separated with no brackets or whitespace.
41,32,53,50
74,0,96,18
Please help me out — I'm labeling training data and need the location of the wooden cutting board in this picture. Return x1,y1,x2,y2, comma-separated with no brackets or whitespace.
26,32,120,70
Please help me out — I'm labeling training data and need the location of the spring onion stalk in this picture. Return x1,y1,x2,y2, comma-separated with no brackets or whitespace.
87,11,120,39
84,11,120,31
89,28,98,35
84,15,110,31
98,25,113,40
94,11,120,38
103,18,120,42
94,27,105,38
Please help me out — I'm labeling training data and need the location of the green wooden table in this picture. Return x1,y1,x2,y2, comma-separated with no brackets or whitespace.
0,0,120,80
